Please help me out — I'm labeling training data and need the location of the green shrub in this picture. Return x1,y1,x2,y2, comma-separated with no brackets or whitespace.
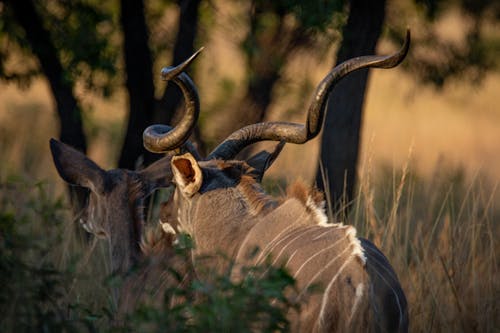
0,179,99,332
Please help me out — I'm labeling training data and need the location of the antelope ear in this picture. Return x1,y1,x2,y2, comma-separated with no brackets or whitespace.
171,153,202,197
49,138,106,194
246,141,285,182
139,154,174,196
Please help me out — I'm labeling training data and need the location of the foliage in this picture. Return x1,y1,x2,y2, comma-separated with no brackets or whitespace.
40,0,118,96
0,0,118,95
118,256,299,333
0,179,98,332
241,0,346,71
388,0,500,87
0,1,38,88
249,0,345,32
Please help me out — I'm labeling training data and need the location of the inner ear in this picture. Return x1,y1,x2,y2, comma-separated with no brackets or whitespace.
171,153,203,197
173,158,196,183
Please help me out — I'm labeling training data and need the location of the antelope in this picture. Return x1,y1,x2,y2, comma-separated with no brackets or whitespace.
143,30,411,332
49,139,194,316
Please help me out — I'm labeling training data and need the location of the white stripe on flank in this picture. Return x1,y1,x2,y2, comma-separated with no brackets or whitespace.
312,224,349,241
293,236,347,278
312,228,335,240
297,245,352,298
285,249,298,266
348,283,364,324
269,227,321,266
317,255,354,329
253,222,299,264
260,248,300,279
239,200,304,264
255,224,317,265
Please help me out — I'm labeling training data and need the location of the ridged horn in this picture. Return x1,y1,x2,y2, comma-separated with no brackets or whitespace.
143,47,204,153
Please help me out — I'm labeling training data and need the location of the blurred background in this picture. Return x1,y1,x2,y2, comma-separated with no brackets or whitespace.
0,0,499,331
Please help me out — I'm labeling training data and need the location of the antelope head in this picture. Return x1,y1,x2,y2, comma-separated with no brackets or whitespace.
49,139,173,274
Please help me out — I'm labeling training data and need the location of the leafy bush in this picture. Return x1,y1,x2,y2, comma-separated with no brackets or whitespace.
118,260,299,333
0,179,98,332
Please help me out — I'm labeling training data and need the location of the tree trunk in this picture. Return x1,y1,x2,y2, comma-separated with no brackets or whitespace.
6,0,89,218
315,0,386,217
6,0,87,152
118,0,156,169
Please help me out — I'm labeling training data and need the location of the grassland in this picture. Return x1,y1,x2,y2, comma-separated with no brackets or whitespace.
0,53,499,331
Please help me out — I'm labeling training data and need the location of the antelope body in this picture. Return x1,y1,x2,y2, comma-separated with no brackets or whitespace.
166,153,406,332
143,30,411,332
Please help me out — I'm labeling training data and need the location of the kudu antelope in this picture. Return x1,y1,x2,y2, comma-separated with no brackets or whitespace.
49,139,193,315
143,30,411,332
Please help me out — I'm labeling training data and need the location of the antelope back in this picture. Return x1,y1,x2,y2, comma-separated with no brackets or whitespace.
165,153,408,332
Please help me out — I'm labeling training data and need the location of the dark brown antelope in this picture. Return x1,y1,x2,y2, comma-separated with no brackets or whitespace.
49,139,193,316
143,30,411,332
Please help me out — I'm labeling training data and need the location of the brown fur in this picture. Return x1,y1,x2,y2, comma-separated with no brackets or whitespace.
286,180,325,208
238,174,278,216
118,226,193,318
168,154,408,332
140,223,176,256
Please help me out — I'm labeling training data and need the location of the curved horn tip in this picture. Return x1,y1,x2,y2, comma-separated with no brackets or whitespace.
401,28,411,58
195,46,205,55
388,28,411,68
404,28,411,46
161,47,206,81
182,47,205,67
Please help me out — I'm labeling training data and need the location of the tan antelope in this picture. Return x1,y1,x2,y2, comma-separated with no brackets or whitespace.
142,30,411,332
49,139,194,316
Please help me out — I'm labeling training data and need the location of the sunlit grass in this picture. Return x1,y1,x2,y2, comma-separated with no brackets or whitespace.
2,144,497,331
348,148,499,332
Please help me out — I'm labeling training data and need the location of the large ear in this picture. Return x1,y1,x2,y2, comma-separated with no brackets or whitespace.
171,153,202,197
138,154,174,196
246,141,285,182
49,138,106,194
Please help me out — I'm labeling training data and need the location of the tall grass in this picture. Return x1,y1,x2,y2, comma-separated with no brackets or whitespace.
2,160,497,332
0,103,498,331
349,152,499,332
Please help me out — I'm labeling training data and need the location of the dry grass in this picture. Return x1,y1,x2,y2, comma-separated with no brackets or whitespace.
350,147,499,332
